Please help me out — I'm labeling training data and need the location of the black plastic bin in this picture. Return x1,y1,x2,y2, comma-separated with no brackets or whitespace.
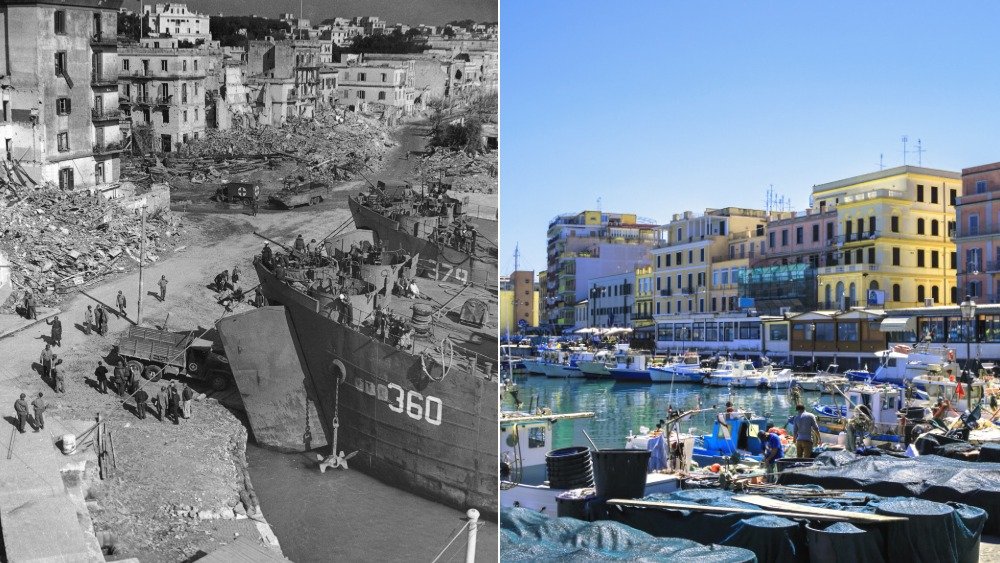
546,446,594,489
555,488,598,520
591,448,651,499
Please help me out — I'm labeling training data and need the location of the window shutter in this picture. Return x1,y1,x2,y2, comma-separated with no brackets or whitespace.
66,99,71,113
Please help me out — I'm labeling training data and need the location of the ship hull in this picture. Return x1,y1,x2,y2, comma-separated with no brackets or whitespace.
219,262,498,515
349,197,498,287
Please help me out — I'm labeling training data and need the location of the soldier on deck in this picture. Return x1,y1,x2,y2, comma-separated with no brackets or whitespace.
294,234,306,254
261,243,274,269
469,224,478,255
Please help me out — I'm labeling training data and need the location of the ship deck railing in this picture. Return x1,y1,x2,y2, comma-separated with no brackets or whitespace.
263,259,499,379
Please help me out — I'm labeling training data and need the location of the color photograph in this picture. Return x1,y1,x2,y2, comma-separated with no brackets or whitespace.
500,2,1000,561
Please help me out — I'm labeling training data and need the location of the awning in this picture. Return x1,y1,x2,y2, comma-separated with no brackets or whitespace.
880,317,915,332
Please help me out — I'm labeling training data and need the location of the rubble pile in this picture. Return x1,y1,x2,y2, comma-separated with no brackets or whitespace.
133,110,397,187
418,147,498,194
0,183,184,311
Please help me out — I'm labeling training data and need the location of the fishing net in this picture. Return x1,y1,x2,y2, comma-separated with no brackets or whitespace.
500,507,755,562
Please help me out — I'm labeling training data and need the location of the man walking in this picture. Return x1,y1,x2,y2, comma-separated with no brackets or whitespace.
31,393,47,431
134,387,149,420
182,384,194,419
113,360,127,397
95,306,107,336
48,315,63,347
84,305,94,335
168,383,180,424
788,404,820,459
158,275,168,302
156,386,168,421
116,290,127,318
24,291,37,320
94,361,108,394
14,394,29,434
39,344,55,381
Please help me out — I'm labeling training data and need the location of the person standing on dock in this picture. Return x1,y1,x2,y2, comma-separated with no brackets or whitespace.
95,306,107,336
31,392,47,431
182,384,194,419
788,404,819,459
94,361,108,394
53,368,64,394
39,344,55,381
84,305,94,335
167,382,180,424
48,315,62,347
24,291,37,320
158,275,168,302
116,290,127,318
134,387,149,420
113,360,127,397
14,393,29,434
758,430,784,482
156,386,168,422
251,197,259,217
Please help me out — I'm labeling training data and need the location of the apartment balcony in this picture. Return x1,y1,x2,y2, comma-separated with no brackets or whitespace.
841,189,906,203
955,225,1000,239
828,231,880,246
90,33,118,47
133,94,151,104
93,141,123,155
155,96,172,106
817,263,879,276
91,71,117,87
658,289,671,297
985,261,1000,274
121,70,154,80
91,108,123,122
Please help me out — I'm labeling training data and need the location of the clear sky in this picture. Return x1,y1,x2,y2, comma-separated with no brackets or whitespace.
130,0,496,26
500,2,1000,275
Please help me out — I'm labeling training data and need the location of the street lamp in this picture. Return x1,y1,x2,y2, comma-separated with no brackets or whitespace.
960,294,977,405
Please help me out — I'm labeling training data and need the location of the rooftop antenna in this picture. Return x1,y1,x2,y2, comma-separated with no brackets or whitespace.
597,196,602,213
914,139,925,166
902,135,908,165
514,243,520,272
877,153,885,171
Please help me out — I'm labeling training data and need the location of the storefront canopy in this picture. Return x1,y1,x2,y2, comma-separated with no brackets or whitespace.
880,317,915,332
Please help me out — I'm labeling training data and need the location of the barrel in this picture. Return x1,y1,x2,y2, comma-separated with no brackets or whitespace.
61,434,77,455
555,488,597,520
806,522,885,563
545,446,594,490
411,304,433,335
591,449,651,499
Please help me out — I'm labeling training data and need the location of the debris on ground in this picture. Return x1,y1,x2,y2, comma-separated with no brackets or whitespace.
417,147,497,195
0,182,185,312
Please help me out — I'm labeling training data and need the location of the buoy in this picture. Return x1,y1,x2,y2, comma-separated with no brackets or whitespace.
61,434,77,455
709,463,722,473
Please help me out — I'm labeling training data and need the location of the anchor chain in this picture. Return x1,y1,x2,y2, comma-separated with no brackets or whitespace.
318,368,358,472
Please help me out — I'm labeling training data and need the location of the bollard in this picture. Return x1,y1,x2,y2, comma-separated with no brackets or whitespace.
465,508,479,563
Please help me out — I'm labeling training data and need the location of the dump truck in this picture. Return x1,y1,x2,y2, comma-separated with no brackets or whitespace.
269,181,330,208
212,182,261,206
115,326,232,390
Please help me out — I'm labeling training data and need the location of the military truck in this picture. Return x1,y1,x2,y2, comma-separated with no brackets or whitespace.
269,181,330,208
115,326,232,390
213,182,261,206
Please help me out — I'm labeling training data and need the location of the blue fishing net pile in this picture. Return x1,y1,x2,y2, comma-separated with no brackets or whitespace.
500,507,756,562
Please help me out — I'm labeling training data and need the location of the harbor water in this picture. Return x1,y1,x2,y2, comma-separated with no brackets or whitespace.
245,444,498,562
504,375,831,449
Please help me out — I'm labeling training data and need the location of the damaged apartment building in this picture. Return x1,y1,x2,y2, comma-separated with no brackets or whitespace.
0,0,124,188
245,38,325,126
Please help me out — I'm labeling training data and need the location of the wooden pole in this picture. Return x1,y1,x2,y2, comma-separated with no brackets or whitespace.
137,206,146,322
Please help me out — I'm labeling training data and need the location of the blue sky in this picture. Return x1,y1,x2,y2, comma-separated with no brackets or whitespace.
500,2,1000,274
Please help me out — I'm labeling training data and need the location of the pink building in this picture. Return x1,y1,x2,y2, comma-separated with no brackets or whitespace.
956,161,1000,303
755,208,839,269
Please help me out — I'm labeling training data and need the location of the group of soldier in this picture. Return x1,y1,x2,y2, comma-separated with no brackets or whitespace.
92,359,195,423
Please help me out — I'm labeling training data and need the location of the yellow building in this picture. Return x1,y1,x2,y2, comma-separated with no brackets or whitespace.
632,264,654,328
499,271,540,334
812,166,961,309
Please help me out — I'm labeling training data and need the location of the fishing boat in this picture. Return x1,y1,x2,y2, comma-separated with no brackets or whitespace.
703,359,762,387
795,364,850,392
649,352,706,383
539,349,591,378
692,409,770,466
348,179,498,288
847,343,960,385
608,354,652,382
577,349,618,379
522,357,547,376
218,228,497,515
500,410,683,512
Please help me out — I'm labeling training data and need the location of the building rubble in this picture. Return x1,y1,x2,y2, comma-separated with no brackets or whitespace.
0,182,183,312
418,146,498,194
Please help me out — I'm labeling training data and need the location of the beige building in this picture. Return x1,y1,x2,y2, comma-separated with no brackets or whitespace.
143,3,210,44
119,37,215,152
336,62,416,117
652,208,783,317
0,0,124,188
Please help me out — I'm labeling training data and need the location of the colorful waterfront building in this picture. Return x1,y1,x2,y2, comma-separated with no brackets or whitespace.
499,270,539,334
633,264,654,328
651,208,788,318
956,162,1000,303
544,210,663,333
811,166,961,309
